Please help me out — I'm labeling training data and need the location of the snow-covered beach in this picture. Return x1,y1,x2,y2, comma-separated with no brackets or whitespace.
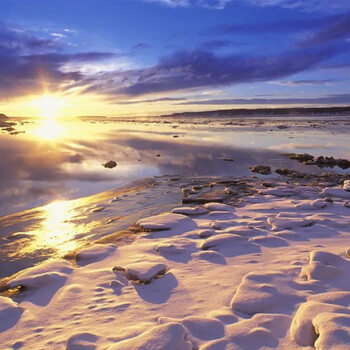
1,170,350,349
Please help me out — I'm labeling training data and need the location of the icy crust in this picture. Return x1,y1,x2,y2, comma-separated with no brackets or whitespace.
2,186,350,349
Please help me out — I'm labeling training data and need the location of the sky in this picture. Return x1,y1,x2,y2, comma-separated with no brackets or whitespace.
1,0,350,117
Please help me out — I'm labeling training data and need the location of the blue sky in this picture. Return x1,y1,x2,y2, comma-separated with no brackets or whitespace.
1,0,350,115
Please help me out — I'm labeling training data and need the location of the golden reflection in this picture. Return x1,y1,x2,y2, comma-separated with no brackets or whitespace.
33,118,64,140
22,200,93,256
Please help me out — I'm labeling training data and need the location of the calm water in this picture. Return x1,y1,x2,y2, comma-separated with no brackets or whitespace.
1,115,350,217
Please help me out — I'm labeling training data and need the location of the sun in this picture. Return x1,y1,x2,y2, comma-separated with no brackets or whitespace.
33,94,64,120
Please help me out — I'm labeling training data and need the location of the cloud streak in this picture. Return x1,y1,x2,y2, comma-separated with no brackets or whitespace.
96,45,344,97
142,0,350,12
0,23,119,99
176,93,350,105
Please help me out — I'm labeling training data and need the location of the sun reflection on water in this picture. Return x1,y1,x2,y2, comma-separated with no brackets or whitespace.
33,119,64,140
22,200,93,256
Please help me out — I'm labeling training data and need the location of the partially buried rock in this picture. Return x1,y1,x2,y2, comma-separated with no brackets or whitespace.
103,160,117,169
249,165,271,175
113,262,167,284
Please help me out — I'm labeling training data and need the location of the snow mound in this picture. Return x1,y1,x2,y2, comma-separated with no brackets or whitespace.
211,219,239,230
8,260,73,289
313,312,350,350
268,212,315,231
155,243,184,254
251,236,288,248
194,251,226,264
66,332,99,350
114,262,167,283
294,199,328,210
171,206,208,215
159,315,224,346
300,250,349,282
76,244,116,266
224,226,266,238
224,313,291,350
200,234,260,257
290,300,350,347
199,234,243,251
108,323,192,350
259,186,296,197
231,272,304,314
203,203,235,212
197,229,216,238
0,297,24,332
137,213,193,232
322,187,350,199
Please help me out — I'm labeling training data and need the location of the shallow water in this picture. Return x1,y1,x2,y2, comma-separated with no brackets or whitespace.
1,115,349,217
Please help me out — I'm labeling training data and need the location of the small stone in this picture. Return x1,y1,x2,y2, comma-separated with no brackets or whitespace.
103,160,117,169
112,266,125,272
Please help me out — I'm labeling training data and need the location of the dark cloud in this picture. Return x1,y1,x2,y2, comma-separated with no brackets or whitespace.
132,42,151,51
0,23,118,100
271,79,338,86
176,93,350,105
199,39,241,50
203,17,332,36
0,24,59,52
106,45,345,96
298,14,350,48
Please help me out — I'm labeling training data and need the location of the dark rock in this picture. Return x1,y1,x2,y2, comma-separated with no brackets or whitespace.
103,160,117,169
249,165,271,175
288,153,314,162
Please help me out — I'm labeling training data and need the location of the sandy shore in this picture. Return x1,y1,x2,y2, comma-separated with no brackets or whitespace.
1,173,350,349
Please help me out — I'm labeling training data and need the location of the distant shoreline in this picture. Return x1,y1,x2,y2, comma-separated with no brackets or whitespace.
163,106,350,118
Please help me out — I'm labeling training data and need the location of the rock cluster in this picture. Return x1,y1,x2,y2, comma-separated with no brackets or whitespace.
286,153,350,169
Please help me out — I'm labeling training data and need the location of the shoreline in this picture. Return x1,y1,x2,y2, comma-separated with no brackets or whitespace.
1,166,349,280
